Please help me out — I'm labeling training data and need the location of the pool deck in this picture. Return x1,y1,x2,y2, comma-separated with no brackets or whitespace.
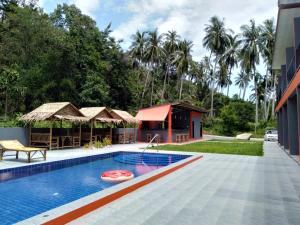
5,141,300,225
0,143,149,170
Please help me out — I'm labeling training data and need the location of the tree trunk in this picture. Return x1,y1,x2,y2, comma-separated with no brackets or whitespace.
263,68,269,121
226,68,232,97
210,59,218,117
140,69,151,108
161,64,168,100
179,73,184,100
4,90,8,120
150,77,154,106
210,82,215,117
243,83,248,100
239,88,242,99
254,73,258,134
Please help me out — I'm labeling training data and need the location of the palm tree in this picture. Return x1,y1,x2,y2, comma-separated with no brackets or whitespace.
130,30,147,66
259,19,275,120
240,19,260,133
129,30,148,107
216,59,229,92
145,29,165,106
203,16,230,116
162,30,180,99
235,71,250,99
222,34,240,96
173,40,193,100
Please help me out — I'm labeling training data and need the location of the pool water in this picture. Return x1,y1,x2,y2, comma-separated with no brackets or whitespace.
0,152,190,225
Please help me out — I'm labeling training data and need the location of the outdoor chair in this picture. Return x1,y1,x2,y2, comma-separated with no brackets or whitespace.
0,140,47,163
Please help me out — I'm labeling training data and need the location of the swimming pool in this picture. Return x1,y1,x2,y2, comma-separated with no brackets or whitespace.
0,151,190,225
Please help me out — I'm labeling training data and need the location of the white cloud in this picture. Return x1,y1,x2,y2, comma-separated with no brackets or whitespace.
112,0,278,98
72,0,101,17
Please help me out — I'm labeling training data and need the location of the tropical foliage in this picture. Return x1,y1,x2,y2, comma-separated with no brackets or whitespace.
0,1,276,136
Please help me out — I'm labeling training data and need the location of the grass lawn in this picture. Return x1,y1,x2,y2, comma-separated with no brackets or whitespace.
150,140,264,156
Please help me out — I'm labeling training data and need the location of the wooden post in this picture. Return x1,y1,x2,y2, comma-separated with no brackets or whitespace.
168,107,172,143
90,121,93,146
49,125,53,150
29,123,32,146
123,123,126,144
110,126,113,143
79,123,82,146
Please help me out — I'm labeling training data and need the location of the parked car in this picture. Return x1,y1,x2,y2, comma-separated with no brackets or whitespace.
264,130,278,141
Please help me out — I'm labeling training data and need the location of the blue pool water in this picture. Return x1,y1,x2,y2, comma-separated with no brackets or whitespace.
0,152,190,225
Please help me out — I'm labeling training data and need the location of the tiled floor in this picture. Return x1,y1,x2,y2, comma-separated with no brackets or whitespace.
0,143,148,170
6,141,300,225
67,142,300,225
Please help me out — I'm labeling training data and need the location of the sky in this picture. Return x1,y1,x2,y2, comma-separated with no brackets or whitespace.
38,0,278,99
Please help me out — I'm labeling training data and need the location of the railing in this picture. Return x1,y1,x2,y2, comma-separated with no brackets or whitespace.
143,134,160,153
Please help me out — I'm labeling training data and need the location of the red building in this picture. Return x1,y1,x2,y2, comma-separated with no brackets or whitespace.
135,102,207,143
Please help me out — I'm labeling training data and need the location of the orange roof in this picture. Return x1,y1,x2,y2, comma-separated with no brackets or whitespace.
135,104,171,121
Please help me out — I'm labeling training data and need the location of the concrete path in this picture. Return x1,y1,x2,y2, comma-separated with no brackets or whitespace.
70,142,300,225
0,143,148,170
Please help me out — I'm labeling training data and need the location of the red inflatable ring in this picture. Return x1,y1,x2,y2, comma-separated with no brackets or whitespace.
101,170,134,182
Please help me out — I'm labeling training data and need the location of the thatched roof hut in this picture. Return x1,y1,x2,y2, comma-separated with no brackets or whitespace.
110,109,140,125
79,107,122,124
20,102,88,123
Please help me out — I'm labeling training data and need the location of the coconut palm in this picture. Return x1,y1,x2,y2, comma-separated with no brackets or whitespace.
145,29,165,106
203,16,230,116
235,71,250,99
222,34,241,96
129,30,148,107
216,59,229,93
161,30,180,99
259,19,275,120
240,19,260,133
130,30,147,66
173,40,193,100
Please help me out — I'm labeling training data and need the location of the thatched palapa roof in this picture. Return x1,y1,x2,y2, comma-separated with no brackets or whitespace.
110,109,140,124
20,102,89,123
79,107,122,124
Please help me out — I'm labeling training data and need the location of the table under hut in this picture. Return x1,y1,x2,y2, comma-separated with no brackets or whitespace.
79,107,122,145
20,102,89,150
110,109,140,144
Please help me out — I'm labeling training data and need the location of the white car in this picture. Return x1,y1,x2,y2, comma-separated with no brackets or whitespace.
264,130,278,141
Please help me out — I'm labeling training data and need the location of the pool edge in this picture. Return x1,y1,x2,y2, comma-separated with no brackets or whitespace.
40,155,203,225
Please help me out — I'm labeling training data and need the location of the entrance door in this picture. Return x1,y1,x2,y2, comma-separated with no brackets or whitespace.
192,121,195,138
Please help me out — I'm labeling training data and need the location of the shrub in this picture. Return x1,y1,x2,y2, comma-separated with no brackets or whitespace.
102,137,112,146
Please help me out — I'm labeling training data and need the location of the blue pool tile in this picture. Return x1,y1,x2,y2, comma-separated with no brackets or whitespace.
0,151,190,225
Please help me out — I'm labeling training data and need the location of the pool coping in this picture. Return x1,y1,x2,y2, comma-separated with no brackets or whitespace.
15,152,203,225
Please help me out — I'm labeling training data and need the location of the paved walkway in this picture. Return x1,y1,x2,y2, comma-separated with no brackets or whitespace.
69,142,300,225
0,143,148,170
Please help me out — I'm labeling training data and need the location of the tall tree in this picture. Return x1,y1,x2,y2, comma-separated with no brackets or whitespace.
203,16,230,116
235,71,250,100
259,19,275,121
240,19,260,133
129,30,147,106
145,29,165,106
162,30,180,100
173,40,193,100
222,34,240,96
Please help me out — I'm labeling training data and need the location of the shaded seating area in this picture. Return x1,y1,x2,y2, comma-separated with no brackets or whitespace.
0,140,47,163
18,102,140,150
79,107,122,144
110,109,140,144
20,102,89,149
135,102,207,143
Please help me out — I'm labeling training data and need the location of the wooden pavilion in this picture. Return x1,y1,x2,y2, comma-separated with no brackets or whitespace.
20,102,89,150
110,109,140,143
79,107,122,144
